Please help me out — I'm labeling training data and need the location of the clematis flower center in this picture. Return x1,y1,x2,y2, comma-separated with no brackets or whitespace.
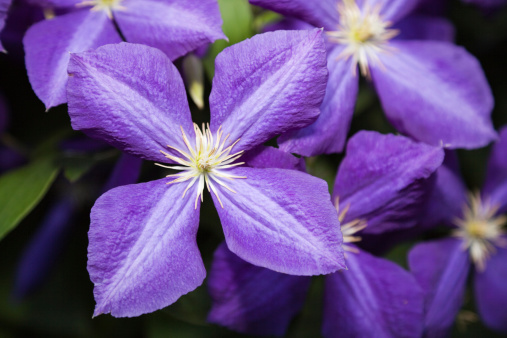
327,0,399,77
453,192,507,272
157,123,246,209
76,0,125,19
335,197,368,254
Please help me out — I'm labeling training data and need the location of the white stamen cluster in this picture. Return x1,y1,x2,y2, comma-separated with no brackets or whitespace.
76,0,126,19
327,0,399,77
157,123,246,209
453,192,507,271
335,197,368,254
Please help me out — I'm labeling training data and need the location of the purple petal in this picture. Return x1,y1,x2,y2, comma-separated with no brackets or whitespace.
263,17,315,33
88,179,205,317
408,238,470,338
358,0,419,23
209,29,328,153
67,43,194,163
322,249,424,338
102,153,142,193
208,242,311,336
14,199,75,299
474,241,507,333
249,0,339,30
242,146,306,172
279,45,358,156
0,0,11,51
372,40,496,149
115,0,225,61
334,131,444,234
483,126,507,214
212,167,345,276
394,15,455,42
23,10,121,110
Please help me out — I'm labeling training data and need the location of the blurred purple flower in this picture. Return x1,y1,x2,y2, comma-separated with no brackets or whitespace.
0,0,11,51
23,0,226,110
252,0,496,155
408,126,507,336
207,131,444,337
66,30,347,317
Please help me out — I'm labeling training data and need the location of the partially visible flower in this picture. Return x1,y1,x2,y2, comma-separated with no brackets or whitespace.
409,126,507,336
23,0,225,109
207,131,444,337
0,0,11,52
66,30,346,317
251,0,496,155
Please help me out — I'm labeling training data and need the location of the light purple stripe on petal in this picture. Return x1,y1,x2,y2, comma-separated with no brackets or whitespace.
88,179,205,317
24,10,121,110
212,167,345,276
322,248,424,338
67,43,194,163
208,242,311,336
210,29,328,154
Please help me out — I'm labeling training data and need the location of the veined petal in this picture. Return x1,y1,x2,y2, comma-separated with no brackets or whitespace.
88,179,205,317
483,127,507,214
322,249,424,338
408,238,470,338
210,29,328,153
115,0,225,61
67,43,194,163
24,10,121,110
334,131,444,234
207,242,311,336
211,167,345,276
394,15,455,42
474,240,507,333
249,0,339,30
372,40,496,149
242,146,306,172
279,44,358,156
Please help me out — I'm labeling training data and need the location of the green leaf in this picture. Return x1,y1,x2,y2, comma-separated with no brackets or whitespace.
0,158,59,241
203,0,255,79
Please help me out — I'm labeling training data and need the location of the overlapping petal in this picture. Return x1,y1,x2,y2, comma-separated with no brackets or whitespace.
24,10,121,110
67,43,194,163
372,40,496,149
242,146,305,172
88,179,205,317
483,127,507,214
115,0,225,61
394,15,455,42
249,0,339,30
102,153,142,193
279,45,358,156
408,238,470,338
322,249,424,338
210,29,328,153
208,243,311,336
211,167,345,276
333,131,444,234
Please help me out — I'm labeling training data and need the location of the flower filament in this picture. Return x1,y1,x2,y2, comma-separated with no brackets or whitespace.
157,123,246,209
327,0,399,77
335,197,368,254
76,0,125,19
452,192,507,271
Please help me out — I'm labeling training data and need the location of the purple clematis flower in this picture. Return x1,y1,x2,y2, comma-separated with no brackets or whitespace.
207,131,444,337
23,0,225,110
251,0,496,155
408,126,507,336
66,30,346,317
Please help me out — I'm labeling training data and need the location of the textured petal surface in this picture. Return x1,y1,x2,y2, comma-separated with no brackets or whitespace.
207,243,311,336
333,131,444,234
483,127,507,214
279,45,358,156
210,29,328,153
372,40,496,149
394,15,455,42
475,241,507,333
88,179,205,317
212,167,345,276
408,238,470,338
249,0,339,30
67,43,194,163
322,249,424,338
115,0,225,61
242,146,305,172
24,10,121,110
